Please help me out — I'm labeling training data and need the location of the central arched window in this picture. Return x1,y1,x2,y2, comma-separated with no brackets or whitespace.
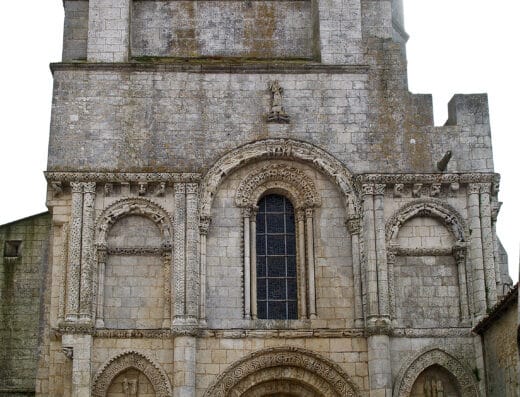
256,194,297,319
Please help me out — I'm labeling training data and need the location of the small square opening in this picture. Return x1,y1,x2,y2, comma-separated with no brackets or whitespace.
4,240,22,258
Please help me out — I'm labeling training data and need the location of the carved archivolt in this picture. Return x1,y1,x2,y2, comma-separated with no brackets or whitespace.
95,197,173,247
91,351,172,397
385,199,467,243
204,346,360,397
201,139,357,218
235,164,321,209
393,348,479,397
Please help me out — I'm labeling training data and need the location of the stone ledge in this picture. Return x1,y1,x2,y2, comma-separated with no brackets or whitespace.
44,171,201,183
50,61,370,75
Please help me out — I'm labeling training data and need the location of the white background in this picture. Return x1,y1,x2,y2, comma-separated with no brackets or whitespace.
0,1,518,282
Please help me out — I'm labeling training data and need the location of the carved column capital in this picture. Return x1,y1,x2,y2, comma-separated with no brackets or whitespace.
491,201,502,222
374,183,386,196
452,243,467,264
296,209,306,222
468,183,480,195
70,181,84,193
199,216,211,235
362,183,374,196
186,183,199,195
346,217,361,235
241,207,253,218
393,183,404,198
174,183,186,194
305,207,314,218
83,182,96,194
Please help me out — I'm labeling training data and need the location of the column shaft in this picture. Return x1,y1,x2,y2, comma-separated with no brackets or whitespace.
374,184,389,318
79,182,96,321
305,208,317,319
362,184,379,319
243,209,251,319
173,336,196,397
297,210,307,319
173,183,186,321
468,183,486,318
479,184,497,307
186,184,199,321
250,209,258,319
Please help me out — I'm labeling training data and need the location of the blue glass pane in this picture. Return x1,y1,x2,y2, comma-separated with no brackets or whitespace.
285,198,294,212
267,256,286,277
256,235,266,254
257,256,266,277
286,235,296,255
257,278,266,300
287,278,297,299
287,301,297,319
257,197,266,213
268,301,286,319
267,235,285,255
265,195,285,212
256,214,265,233
286,256,296,277
268,278,285,299
266,214,285,233
258,301,267,319
286,212,295,233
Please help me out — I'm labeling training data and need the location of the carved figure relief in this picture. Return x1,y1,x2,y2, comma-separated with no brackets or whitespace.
267,80,290,123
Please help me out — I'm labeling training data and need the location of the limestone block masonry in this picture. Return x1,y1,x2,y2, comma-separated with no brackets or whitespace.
0,0,516,396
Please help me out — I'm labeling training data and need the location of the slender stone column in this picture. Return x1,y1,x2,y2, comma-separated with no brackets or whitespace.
174,336,196,397
185,183,199,322
479,183,497,307
199,216,210,325
162,249,172,328
79,182,96,321
305,208,317,319
250,207,258,319
373,183,389,319
57,223,69,323
66,182,84,322
467,183,486,318
95,248,107,328
347,217,363,327
297,209,307,319
362,184,379,320
386,245,398,325
243,208,252,319
173,183,186,322
453,244,470,321
491,200,502,294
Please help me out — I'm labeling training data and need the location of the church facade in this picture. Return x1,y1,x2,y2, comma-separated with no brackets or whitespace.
0,0,516,396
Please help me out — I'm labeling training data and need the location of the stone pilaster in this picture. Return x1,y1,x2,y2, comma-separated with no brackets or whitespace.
367,335,392,397
173,336,196,397
297,209,307,319
242,208,252,320
66,182,84,322
250,207,258,320
173,183,186,322
453,244,470,322
87,0,131,62
185,183,199,322
467,183,486,319
479,183,497,307
162,249,172,328
62,334,93,397
95,248,107,328
79,182,96,322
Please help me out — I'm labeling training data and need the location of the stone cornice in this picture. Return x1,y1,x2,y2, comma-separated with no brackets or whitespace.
45,171,200,183
473,282,518,335
50,61,370,75
358,173,499,184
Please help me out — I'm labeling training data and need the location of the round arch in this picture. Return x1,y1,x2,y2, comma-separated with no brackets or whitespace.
235,164,321,209
91,351,172,397
204,347,360,397
385,198,467,243
393,348,480,397
200,139,358,219
95,197,173,247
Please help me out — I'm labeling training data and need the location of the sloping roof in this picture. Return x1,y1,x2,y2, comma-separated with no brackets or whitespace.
473,283,518,335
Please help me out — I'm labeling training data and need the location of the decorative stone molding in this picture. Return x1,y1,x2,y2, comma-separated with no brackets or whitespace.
235,164,321,209
95,197,173,246
430,183,442,197
385,199,467,243
393,183,404,198
106,247,165,256
200,138,357,218
393,348,479,397
92,351,172,397
50,181,63,196
267,80,290,123
62,347,73,360
204,347,360,397
94,329,172,338
394,247,455,257
359,173,499,185
45,171,200,183
412,183,423,197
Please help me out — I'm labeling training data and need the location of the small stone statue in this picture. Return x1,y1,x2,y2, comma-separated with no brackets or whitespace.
267,80,290,123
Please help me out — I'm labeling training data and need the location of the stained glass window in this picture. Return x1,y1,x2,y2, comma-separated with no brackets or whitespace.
256,194,297,319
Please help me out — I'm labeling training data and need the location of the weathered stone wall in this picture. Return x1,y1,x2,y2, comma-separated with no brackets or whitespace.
62,0,88,61
131,0,314,59
482,300,519,396
0,213,51,396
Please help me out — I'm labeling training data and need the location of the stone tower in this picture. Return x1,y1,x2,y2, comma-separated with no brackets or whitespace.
1,0,514,395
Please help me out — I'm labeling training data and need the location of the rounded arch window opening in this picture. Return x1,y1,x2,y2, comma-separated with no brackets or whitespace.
256,194,297,319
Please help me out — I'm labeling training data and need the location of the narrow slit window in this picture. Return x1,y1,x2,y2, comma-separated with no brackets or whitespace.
4,240,22,258
256,194,297,320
